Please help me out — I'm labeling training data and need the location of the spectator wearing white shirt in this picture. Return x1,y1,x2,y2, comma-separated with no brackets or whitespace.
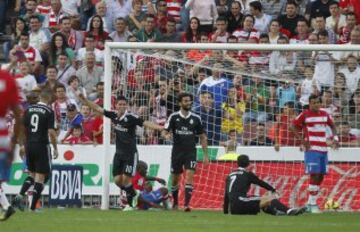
76,34,104,67
338,55,360,95
289,18,309,44
210,16,230,43
87,1,113,33
268,19,281,44
29,15,51,53
326,1,346,34
15,61,38,103
269,36,297,75
60,0,80,16
313,14,336,44
249,1,272,34
109,17,133,42
106,0,133,25
297,66,316,107
185,0,218,33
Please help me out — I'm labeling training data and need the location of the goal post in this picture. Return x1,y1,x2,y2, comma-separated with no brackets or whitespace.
101,42,360,210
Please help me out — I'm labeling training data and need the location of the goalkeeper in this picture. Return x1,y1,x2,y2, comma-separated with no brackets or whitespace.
223,155,307,216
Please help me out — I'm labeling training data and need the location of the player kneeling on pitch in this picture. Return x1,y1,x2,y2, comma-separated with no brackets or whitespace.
223,155,307,216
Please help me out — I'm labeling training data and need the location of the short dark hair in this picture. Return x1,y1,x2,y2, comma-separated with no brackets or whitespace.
60,16,71,24
227,35,238,42
20,31,30,38
67,75,79,85
46,65,58,73
178,92,193,102
55,83,66,91
216,16,228,23
259,33,269,40
249,1,262,11
167,17,177,24
329,1,339,7
96,81,104,87
73,124,82,130
318,30,329,38
237,155,250,168
257,123,265,127
29,15,41,22
116,95,128,102
200,91,213,98
308,94,320,103
297,18,309,27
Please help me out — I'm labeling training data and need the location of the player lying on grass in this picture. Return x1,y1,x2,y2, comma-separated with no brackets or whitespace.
137,182,170,210
224,155,307,216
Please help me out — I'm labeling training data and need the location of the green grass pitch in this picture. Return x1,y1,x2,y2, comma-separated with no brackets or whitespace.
1,209,359,232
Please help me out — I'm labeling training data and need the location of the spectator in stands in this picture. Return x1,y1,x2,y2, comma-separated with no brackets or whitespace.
61,103,84,142
166,77,182,116
36,0,51,15
109,17,132,42
87,1,112,33
276,79,296,109
60,0,80,17
326,1,346,34
21,0,45,25
348,90,360,136
161,17,181,42
226,1,243,34
106,0,132,24
150,79,168,126
313,14,337,44
80,104,94,141
3,17,28,63
127,0,146,33
339,0,360,25
14,61,38,103
92,107,103,144
76,51,104,99
261,0,287,19
66,75,87,106
9,32,42,74
338,55,360,95
248,123,273,146
181,16,200,42
40,65,61,93
85,15,109,50
338,122,359,147
296,33,317,73
320,89,339,118
333,72,351,115
56,52,76,86
278,1,303,37
47,31,75,65
221,86,245,140
77,34,104,67
52,83,77,136
338,12,357,44
232,14,260,43
42,0,65,33
185,0,218,33
193,91,222,145
298,66,316,107
269,36,297,75
313,30,335,92
243,76,268,123
290,18,309,44
220,129,240,153
155,0,169,34
29,15,51,53
210,16,230,43
198,63,233,109
306,0,332,23
166,0,182,29
59,16,84,51
274,101,300,151
135,14,162,42
268,20,282,44
249,1,272,34
63,124,92,144
335,27,360,62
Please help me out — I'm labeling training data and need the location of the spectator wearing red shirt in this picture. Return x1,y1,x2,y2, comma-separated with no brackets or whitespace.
80,104,94,141
84,15,109,50
63,125,92,145
338,12,357,44
338,121,359,147
181,17,201,43
155,0,169,34
92,110,103,144
339,0,360,24
232,14,260,43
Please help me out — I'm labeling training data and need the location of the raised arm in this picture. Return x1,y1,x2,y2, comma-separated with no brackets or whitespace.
78,93,104,115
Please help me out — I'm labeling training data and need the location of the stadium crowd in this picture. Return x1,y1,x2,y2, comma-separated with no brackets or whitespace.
0,0,360,147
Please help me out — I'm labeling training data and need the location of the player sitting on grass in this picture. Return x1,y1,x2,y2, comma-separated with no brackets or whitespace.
224,155,307,216
137,181,170,210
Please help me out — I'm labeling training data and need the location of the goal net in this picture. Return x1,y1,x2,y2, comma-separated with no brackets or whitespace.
103,42,360,211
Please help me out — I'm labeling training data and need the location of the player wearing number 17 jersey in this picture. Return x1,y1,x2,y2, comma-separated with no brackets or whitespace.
292,94,339,213
162,93,209,212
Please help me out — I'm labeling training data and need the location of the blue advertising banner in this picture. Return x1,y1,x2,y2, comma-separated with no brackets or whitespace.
49,165,83,206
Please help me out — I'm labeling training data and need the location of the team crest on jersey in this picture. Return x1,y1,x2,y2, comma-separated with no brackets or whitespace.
190,119,193,124
176,118,180,122
124,117,127,122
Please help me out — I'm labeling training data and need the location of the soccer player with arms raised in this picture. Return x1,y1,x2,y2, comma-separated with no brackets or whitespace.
78,94,163,210
162,93,209,212
291,94,339,213
0,70,22,221
12,90,58,212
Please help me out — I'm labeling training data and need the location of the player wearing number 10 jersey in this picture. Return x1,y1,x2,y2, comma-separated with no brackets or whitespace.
12,91,58,212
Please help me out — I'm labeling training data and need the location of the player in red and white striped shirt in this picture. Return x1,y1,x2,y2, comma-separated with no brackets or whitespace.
292,94,339,213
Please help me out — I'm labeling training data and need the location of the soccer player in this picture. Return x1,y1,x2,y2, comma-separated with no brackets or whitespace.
12,90,59,212
223,155,306,216
161,92,209,212
133,160,166,191
291,94,339,213
137,181,170,210
78,94,164,210
0,70,22,221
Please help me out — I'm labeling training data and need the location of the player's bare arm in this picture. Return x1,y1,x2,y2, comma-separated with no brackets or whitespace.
143,121,164,131
199,133,209,164
49,129,58,159
77,93,105,115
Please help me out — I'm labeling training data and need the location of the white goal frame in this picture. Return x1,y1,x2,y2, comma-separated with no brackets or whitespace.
101,42,360,210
